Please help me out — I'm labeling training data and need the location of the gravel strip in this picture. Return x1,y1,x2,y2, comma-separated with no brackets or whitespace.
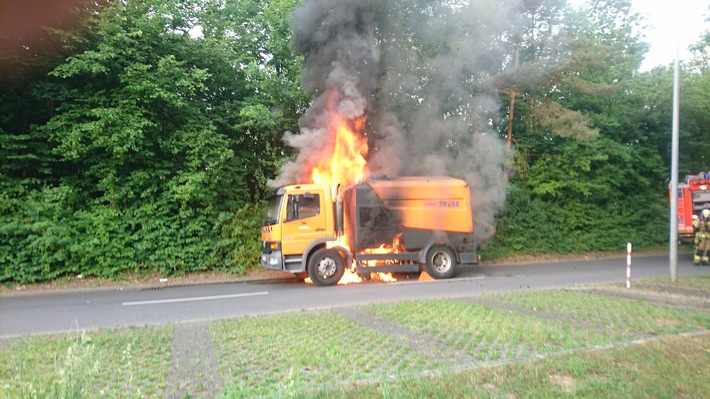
167,321,222,399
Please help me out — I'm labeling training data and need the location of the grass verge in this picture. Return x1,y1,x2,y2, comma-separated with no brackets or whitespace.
1,276,708,398
326,334,710,398
0,325,172,398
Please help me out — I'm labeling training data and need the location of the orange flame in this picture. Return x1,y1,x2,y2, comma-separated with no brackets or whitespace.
303,269,396,285
303,89,398,284
361,234,404,255
311,89,369,189
338,269,364,285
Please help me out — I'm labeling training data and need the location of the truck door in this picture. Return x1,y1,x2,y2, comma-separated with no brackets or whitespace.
281,191,328,256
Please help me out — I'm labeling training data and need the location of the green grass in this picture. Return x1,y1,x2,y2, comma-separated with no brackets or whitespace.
323,334,710,398
0,325,173,398
639,274,710,290
487,289,710,337
1,275,708,398
211,311,441,398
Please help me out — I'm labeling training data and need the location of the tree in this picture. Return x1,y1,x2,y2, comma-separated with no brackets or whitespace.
680,27,710,173
483,0,669,258
1,0,306,283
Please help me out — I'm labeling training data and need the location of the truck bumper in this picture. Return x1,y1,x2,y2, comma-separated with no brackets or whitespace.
261,251,284,271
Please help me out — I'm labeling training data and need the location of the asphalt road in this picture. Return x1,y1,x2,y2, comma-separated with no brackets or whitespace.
1,253,709,339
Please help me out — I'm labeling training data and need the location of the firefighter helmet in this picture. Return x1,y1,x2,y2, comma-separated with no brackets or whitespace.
703,209,710,219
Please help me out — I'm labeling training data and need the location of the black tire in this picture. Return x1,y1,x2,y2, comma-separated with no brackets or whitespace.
424,245,457,279
307,248,345,286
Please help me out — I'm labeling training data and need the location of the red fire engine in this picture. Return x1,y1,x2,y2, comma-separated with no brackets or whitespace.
675,173,710,244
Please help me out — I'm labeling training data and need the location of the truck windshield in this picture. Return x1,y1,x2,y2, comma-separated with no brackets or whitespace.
263,194,282,226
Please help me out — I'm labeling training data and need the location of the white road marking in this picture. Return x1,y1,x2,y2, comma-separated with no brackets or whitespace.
122,291,268,306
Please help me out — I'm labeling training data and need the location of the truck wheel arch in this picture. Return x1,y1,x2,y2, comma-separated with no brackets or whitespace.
419,238,458,263
301,240,352,272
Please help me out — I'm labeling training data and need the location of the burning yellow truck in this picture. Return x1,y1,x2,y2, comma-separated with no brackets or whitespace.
260,176,478,286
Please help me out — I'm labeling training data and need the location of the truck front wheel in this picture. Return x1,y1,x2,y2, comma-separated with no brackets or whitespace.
425,245,457,279
307,248,345,286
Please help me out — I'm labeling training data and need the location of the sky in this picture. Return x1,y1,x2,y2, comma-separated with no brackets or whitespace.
634,0,709,70
570,0,709,71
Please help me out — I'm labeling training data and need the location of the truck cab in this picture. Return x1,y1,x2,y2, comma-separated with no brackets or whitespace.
261,184,337,275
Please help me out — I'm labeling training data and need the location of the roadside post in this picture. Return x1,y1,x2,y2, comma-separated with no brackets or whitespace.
626,242,632,288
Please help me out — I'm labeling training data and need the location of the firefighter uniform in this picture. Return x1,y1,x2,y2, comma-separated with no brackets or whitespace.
693,215,702,265
695,210,710,265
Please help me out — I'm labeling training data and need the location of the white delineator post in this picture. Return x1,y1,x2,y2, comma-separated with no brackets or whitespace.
626,242,632,288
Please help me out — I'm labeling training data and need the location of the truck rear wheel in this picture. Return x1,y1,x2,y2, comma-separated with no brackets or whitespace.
307,248,345,286
425,245,457,279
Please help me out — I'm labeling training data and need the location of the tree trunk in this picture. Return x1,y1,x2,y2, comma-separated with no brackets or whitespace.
504,41,521,182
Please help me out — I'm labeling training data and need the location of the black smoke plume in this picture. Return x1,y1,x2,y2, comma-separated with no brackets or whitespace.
272,0,518,247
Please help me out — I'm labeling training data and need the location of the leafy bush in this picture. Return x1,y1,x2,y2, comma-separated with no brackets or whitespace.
0,181,265,283
217,204,264,275
482,181,668,261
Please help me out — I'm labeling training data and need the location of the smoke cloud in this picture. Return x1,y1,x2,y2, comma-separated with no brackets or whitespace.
270,0,380,187
272,0,522,247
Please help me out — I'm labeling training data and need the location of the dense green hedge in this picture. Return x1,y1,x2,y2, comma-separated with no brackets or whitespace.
481,184,669,260
1,183,262,283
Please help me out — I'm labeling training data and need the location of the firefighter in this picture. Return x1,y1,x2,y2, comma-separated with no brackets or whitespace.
694,209,710,265
692,214,701,265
